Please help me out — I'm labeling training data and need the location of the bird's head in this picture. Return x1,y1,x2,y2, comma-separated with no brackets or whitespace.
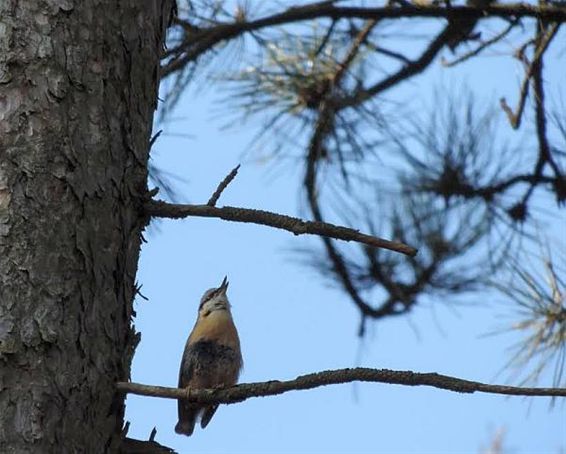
198,276,231,317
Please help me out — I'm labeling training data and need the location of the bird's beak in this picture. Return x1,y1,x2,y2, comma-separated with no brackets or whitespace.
219,276,229,295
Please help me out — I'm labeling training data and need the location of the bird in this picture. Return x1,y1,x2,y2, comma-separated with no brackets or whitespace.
175,276,243,436
443,0,496,53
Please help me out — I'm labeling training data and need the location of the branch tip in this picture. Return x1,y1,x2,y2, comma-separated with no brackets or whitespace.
207,164,241,206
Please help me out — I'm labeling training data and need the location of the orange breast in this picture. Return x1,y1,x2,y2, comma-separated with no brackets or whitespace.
188,310,241,352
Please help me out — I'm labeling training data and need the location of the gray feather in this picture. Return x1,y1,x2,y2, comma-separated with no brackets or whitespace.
176,340,241,436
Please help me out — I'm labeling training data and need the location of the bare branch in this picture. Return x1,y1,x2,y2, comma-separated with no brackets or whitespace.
531,24,562,178
116,368,566,405
500,24,559,129
331,19,378,87
337,23,450,108
371,45,412,64
301,26,382,318
207,164,241,206
145,200,418,256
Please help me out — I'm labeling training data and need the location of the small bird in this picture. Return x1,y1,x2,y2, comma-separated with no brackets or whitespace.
175,276,243,436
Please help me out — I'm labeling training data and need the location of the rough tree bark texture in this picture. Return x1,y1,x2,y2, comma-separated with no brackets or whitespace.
0,0,173,451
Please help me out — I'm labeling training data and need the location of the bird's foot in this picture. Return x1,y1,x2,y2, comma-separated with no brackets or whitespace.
183,385,192,400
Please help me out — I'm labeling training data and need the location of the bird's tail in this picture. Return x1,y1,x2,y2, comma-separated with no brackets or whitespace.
200,405,219,429
175,407,198,436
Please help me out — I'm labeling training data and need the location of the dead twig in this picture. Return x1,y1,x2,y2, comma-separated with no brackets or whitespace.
499,24,559,129
207,164,241,206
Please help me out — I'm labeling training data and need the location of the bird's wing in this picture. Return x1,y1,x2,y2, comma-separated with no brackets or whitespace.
178,341,196,388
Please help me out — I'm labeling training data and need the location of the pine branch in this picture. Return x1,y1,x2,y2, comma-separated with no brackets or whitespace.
337,17,472,108
162,3,566,76
116,368,566,405
145,200,417,256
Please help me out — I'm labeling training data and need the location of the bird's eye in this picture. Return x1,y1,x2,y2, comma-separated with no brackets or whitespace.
199,289,218,309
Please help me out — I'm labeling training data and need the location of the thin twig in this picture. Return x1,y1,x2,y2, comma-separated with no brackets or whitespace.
207,164,241,206
499,25,559,129
371,45,411,64
116,368,566,405
500,85,530,130
149,130,163,148
337,23,453,109
145,200,418,256
332,19,377,87
314,19,337,57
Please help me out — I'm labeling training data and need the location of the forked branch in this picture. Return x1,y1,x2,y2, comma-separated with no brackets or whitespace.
500,24,559,129
117,367,566,405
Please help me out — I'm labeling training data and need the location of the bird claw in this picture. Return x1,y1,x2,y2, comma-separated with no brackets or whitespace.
183,386,192,399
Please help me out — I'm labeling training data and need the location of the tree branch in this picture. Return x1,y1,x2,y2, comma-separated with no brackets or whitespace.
531,24,561,179
500,24,559,129
145,200,417,256
332,19,378,87
116,368,566,405
162,3,566,76
207,164,240,206
337,17,479,108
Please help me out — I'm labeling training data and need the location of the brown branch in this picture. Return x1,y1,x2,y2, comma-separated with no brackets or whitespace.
162,3,566,76
294,19,418,319
499,82,530,130
337,22,455,108
116,368,566,405
302,44,380,318
314,17,337,57
332,19,378,87
499,25,559,129
207,164,241,206
531,24,561,178
371,45,412,64
300,19,431,319
145,200,418,256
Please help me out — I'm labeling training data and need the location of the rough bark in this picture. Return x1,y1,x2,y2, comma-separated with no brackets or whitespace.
0,0,173,451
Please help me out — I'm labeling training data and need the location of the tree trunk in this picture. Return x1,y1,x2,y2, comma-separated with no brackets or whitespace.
0,1,173,451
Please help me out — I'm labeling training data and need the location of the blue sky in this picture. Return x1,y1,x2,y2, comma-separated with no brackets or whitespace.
125,9,565,454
